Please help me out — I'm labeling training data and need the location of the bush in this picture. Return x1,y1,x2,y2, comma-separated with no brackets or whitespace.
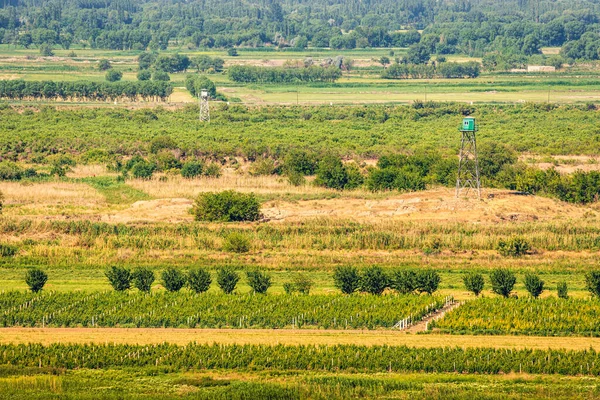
415,270,441,295
557,281,568,299
98,59,112,71
192,191,261,222
137,70,151,81
25,268,48,293
105,266,131,291
360,266,388,295
203,163,222,178
333,266,361,294
524,273,544,298
314,155,357,190
217,267,240,294
181,161,204,178
585,271,600,298
161,268,186,292
286,171,306,186
497,237,531,257
0,161,23,181
223,232,251,253
131,160,156,179
0,243,17,257
188,268,212,293
283,150,318,175
366,167,425,192
105,69,123,82
246,270,272,294
227,48,238,56
390,269,416,294
490,269,516,298
292,273,313,295
132,267,155,292
463,272,484,296
150,136,178,154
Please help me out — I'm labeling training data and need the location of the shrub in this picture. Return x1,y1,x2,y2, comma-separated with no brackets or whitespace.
366,167,425,192
287,171,306,186
181,161,204,178
131,160,156,179
25,268,48,293
227,48,238,56
283,282,294,294
223,232,251,253
585,271,600,298
0,243,17,257
490,269,516,298
188,268,212,293
557,281,568,299
192,191,261,222
292,273,313,295
463,272,485,296
333,266,361,294
161,268,186,292
283,150,318,175
314,155,349,190
98,59,112,71
0,161,23,181
390,269,416,294
217,267,240,294
132,267,155,292
203,163,222,178
360,266,388,295
105,266,131,291
497,237,531,257
249,158,278,176
105,69,123,82
150,136,177,154
524,273,544,298
246,270,272,294
415,270,441,295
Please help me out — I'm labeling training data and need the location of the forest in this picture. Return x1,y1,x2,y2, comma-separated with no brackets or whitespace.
0,0,598,62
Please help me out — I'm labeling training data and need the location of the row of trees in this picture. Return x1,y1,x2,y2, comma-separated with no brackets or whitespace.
228,65,342,83
333,266,440,296
382,61,480,79
0,80,173,102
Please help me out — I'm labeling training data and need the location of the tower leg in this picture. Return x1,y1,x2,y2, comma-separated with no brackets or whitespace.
456,131,481,199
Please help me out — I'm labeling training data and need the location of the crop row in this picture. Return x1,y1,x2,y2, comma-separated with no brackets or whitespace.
433,297,600,336
0,291,446,329
2,343,600,376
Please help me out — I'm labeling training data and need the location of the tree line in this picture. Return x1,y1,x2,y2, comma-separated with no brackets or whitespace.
0,80,173,102
228,65,342,83
382,61,480,79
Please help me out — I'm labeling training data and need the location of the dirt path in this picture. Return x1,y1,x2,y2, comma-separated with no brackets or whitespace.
405,301,462,333
1,327,599,350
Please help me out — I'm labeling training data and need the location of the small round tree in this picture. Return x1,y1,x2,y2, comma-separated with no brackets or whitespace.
360,266,389,295
333,266,360,294
490,269,516,298
161,268,186,292
217,267,239,294
292,273,313,295
463,272,485,297
557,281,568,299
105,69,123,82
585,271,600,298
105,266,131,291
132,267,155,293
524,273,544,298
415,270,441,295
390,269,417,294
25,268,48,293
246,270,272,294
188,268,212,293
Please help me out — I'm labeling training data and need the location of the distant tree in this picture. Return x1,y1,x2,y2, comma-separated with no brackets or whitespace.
131,160,155,179
524,273,544,298
490,269,516,298
137,70,151,81
246,270,272,294
153,71,170,81
406,43,430,64
132,267,155,292
106,266,131,291
227,48,238,56
25,268,48,293
161,267,186,292
379,56,390,67
105,69,122,82
314,155,349,190
360,266,388,295
217,267,240,294
390,269,417,294
98,59,112,71
188,268,212,293
463,272,485,296
333,266,361,294
39,44,54,56
181,161,204,178
585,271,600,298
292,273,313,295
415,270,441,295
497,237,530,257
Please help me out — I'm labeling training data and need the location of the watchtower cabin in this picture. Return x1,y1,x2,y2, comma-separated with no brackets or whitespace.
460,117,476,132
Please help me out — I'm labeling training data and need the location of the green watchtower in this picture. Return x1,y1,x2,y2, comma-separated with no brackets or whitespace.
456,117,481,199
460,117,476,132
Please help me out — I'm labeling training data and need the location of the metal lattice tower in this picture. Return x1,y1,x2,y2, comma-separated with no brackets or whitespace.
456,117,481,199
199,89,210,122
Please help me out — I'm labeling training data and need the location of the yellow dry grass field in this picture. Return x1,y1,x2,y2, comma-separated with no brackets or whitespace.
2,328,600,350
